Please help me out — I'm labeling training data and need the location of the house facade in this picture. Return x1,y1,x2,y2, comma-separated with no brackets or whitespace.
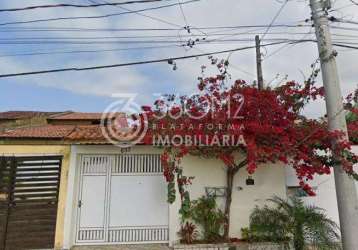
285,146,358,227
62,144,287,249
0,113,289,249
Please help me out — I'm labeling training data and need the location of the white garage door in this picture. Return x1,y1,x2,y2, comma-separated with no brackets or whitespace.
76,154,169,244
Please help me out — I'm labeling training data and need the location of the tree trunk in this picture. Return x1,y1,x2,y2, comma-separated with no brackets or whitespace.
293,224,304,250
223,159,247,240
223,168,235,239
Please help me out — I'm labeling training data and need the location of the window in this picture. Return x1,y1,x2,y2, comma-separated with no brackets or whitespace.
205,187,227,198
287,186,317,198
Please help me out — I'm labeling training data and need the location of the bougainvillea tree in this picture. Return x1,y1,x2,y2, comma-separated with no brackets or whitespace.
346,89,358,144
141,63,358,239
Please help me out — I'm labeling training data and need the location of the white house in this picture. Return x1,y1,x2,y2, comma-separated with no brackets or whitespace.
62,144,287,249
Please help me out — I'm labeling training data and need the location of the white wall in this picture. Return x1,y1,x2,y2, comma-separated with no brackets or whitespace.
63,145,288,248
285,145,358,226
181,155,287,239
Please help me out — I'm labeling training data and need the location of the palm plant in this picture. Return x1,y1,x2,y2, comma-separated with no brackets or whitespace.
249,196,341,250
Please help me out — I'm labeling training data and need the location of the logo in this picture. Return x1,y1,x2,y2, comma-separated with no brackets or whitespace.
101,92,245,147
101,94,148,148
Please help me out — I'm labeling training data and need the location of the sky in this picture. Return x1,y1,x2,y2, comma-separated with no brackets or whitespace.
0,0,357,118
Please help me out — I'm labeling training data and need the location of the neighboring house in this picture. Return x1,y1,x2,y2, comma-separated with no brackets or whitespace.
0,111,57,124
0,111,116,129
47,112,104,125
0,113,287,250
285,146,358,226
0,111,62,130
0,125,72,250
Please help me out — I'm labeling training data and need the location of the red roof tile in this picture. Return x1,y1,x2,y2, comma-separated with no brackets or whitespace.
0,119,137,144
48,112,125,121
0,125,76,139
48,112,103,121
65,124,146,144
65,125,105,141
0,124,108,142
0,111,60,120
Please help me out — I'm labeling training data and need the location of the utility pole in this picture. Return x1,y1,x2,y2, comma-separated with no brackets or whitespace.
255,35,264,90
310,0,358,249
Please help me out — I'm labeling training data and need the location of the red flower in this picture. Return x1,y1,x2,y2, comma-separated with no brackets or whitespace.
141,106,152,112
219,154,235,167
140,73,357,201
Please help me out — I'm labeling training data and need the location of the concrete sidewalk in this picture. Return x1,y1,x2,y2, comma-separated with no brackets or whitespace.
71,244,171,250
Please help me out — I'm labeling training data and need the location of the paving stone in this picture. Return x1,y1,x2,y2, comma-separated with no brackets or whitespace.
71,244,171,250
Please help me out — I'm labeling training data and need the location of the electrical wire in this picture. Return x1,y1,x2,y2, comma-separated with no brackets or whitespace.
0,0,174,12
0,31,321,40
0,41,306,78
333,43,358,49
0,0,200,26
87,0,181,30
0,45,179,58
332,18,358,26
331,25,358,32
0,38,309,45
178,0,189,27
263,28,314,61
261,0,289,41
0,24,310,32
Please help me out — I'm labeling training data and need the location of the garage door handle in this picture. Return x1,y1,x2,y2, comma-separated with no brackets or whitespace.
78,200,82,208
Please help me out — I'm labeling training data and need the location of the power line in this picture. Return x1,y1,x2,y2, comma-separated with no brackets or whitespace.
0,0,200,26
0,31,320,40
333,43,358,49
332,18,358,26
261,0,289,41
88,0,181,29
0,45,179,58
0,38,308,45
88,0,208,49
92,0,205,37
193,46,256,78
0,0,173,12
5,39,323,58
331,25,358,32
263,28,314,61
5,36,348,58
0,41,304,78
0,24,310,32
177,0,189,27
329,3,356,12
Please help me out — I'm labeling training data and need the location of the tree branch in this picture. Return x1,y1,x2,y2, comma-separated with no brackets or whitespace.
233,158,248,174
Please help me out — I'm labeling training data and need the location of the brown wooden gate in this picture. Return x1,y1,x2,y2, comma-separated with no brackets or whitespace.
0,156,62,250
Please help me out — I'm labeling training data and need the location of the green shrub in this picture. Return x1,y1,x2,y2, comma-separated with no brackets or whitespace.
187,196,226,243
248,196,341,250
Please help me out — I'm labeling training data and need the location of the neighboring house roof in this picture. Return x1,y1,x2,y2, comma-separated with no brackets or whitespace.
0,125,76,139
47,112,104,121
0,111,61,120
0,124,112,143
0,109,143,146
0,111,131,143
